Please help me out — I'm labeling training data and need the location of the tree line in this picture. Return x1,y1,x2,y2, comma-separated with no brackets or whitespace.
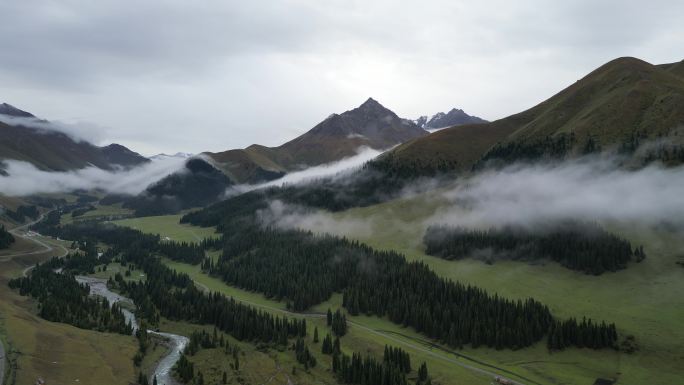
332,345,431,385
424,222,645,275
473,133,580,171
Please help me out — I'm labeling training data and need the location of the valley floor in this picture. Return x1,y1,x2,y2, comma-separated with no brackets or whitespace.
6,199,683,385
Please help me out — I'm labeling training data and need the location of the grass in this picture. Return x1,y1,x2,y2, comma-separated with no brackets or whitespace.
0,232,138,385
113,214,217,243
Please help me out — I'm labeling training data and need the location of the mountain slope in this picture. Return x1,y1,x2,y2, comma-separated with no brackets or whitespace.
0,104,148,171
206,98,427,183
120,157,232,216
384,57,684,172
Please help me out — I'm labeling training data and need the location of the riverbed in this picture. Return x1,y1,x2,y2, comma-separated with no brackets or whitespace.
75,276,188,385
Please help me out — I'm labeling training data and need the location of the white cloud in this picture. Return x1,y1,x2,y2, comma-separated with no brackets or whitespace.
223,146,383,197
429,157,684,229
257,199,373,238
0,115,107,144
0,157,186,196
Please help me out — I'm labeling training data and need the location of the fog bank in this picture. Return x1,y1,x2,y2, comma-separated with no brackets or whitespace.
431,157,684,229
0,157,186,196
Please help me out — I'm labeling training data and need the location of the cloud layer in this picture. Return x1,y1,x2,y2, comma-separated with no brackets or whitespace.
0,115,107,144
431,157,684,229
0,157,186,196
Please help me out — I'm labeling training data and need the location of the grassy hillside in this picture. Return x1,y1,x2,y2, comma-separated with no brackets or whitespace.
385,57,684,172
206,146,286,184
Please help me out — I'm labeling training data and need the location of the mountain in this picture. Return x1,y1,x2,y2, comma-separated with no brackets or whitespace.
383,57,684,173
206,98,427,183
0,103,148,171
0,103,34,118
423,108,487,130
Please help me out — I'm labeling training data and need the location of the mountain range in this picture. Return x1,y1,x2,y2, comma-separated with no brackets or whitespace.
3,56,683,208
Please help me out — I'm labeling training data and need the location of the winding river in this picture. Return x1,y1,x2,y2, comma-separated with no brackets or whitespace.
75,276,188,385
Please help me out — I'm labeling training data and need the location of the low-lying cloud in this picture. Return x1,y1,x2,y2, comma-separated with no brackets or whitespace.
224,146,383,197
0,115,107,144
257,199,373,238
0,156,186,196
431,156,684,229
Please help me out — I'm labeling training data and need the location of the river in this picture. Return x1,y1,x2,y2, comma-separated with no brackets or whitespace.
75,276,188,385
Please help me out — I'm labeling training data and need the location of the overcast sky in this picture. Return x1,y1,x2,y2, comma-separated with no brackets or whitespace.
1,0,682,156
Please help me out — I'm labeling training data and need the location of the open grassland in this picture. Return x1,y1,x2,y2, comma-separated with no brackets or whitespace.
113,214,217,242
0,232,138,385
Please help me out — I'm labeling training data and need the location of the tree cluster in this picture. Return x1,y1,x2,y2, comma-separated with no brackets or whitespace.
294,337,317,369
329,308,348,336
547,317,618,350
0,225,15,249
4,204,39,223
8,260,133,335
383,345,411,374
424,222,642,275
333,350,418,385
474,133,577,170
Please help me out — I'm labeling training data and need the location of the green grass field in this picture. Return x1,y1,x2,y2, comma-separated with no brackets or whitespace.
113,214,217,242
